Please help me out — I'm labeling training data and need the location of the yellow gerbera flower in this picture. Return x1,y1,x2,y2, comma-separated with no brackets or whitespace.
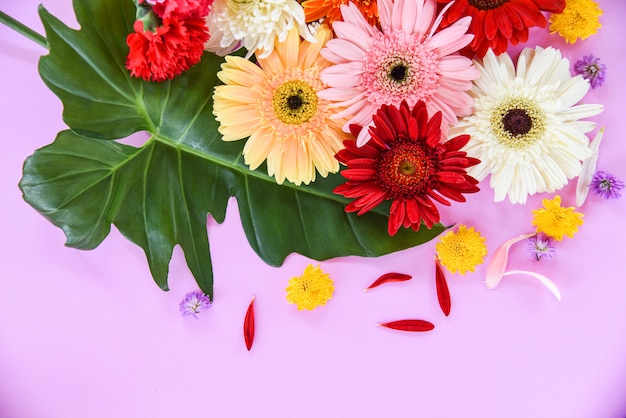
286,264,334,310
532,195,584,241
212,25,350,186
549,0,602,44
435,225,487,275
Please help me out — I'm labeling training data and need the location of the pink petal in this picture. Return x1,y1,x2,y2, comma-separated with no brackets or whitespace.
428,0,457,38
501,270,562,301
428,17,473,56
414,0,436,38
485,233,537,289
320,64,363,87
377,0,393,31
323,38,368,61
399,0,417,33
338,3,379,40
438,55,474,72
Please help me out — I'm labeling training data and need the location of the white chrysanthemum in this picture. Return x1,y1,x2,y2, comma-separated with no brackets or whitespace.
451,46,603,204
205,0,316,59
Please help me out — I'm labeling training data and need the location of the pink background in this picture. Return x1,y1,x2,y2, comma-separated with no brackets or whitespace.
2,1,626,417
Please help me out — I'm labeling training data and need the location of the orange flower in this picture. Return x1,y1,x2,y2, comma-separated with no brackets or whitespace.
302,0,378,26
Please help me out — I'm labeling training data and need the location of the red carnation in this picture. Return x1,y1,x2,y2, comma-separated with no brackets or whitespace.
334,101,480,236
437,0,565,58
125,16,209,82
149,0,213,20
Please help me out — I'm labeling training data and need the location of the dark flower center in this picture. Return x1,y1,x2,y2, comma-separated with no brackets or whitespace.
468,0,509,10
287,95,303,110
490,97,545,149
586,64,599,75
502,108,533,136
273,80,318,125
376,142,436,198
599,179,613,190
389,64,407,82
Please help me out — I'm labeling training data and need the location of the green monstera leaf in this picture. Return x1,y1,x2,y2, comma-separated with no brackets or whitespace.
19,0,446,297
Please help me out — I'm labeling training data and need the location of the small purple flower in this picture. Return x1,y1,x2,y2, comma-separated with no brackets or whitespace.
179,290,212,318
528,234,556,261
574,54,606,89
589,170,624,200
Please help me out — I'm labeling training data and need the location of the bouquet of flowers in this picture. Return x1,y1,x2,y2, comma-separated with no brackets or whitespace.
1,0,615,320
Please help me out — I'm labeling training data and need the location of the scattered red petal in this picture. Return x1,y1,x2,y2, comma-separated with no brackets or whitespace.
435,259,451,316
363,272,412,292
377,319,435,332
243,296,255,351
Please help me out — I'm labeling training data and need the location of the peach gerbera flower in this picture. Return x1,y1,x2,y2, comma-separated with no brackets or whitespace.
212,25,350,186
318,0,479,146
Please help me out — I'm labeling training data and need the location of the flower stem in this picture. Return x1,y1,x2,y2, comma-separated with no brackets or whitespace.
0,11,48,49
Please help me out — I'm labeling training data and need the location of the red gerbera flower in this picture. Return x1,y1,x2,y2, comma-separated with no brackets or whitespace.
126,16,209,82
334,101,480,236
437,0,565,58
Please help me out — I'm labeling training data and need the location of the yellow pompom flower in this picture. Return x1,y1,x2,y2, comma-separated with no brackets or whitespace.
549,0,602,44
435,225,488,275
286,264,334,310
532,195,584,241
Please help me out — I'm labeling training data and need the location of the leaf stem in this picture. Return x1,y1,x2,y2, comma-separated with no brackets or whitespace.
0,11,48,49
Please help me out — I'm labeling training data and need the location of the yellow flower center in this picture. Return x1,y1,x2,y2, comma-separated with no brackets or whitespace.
491,97,546,149
272,80,318,125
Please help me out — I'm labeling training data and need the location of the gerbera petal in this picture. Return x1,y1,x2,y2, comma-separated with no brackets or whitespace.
500,270,562,301
342,168,379,181
485,233,536,289
428,21,474,56
388,199,406,236
438,55,475,72
494,7,513,39
484,8,498,41
300,25,332,68
336,3,378,39
416,0,436,37
243,127,276,168
377,0,393,32
320,64,364,87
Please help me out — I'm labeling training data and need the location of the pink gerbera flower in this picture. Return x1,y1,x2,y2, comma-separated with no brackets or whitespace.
319,0,479,146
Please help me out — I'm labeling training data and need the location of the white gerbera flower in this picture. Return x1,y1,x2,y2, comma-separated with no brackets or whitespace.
451,46,603,204
206,0,316,59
